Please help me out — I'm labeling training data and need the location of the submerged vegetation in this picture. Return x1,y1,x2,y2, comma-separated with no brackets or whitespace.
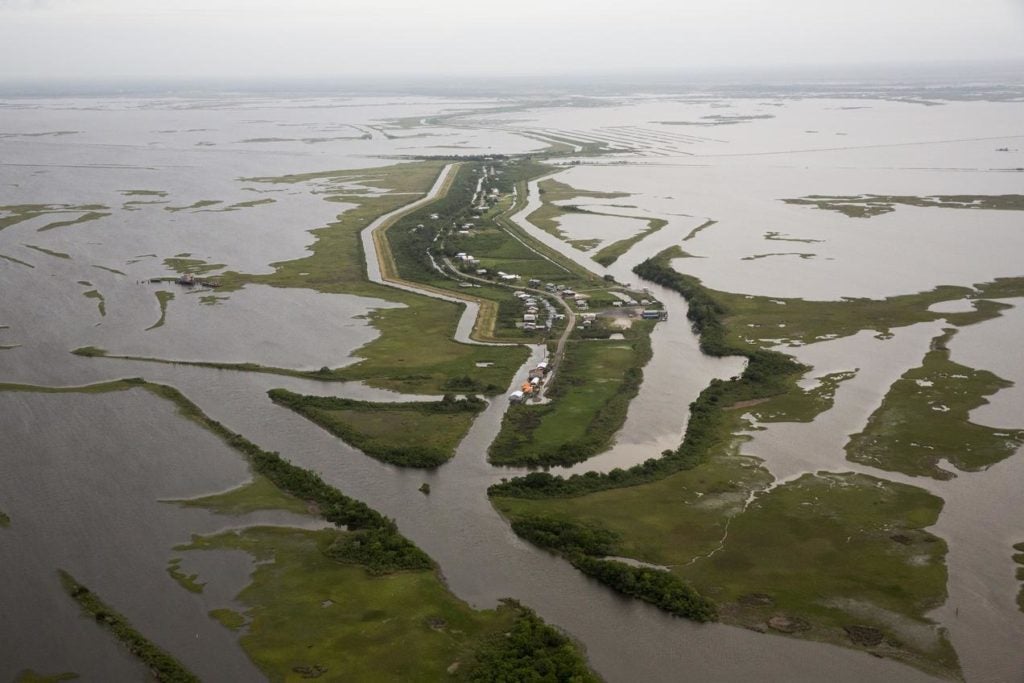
592,218,667,266
0,203,107,232
847,329,1024,479
145,291,174,331
783,193,1024,218
269,389,487,467
38,211,110,232
166,558,205,594
0,253,35,268
163,257,225,275
82,289,105,317
6,378,595,680
23,244,71,260
527,178,628,241
525,176,670,266
168,474,310,516
58,569,199,682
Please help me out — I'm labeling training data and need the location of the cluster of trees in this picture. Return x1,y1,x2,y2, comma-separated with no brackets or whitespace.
324,527,434,575
59,570,200,682
571,556,718,623
488,256,805,498
442,375,501,394
465,600,598,683
268,389,485,415
145,383,432,571
508,517,717,623
510,516,619,556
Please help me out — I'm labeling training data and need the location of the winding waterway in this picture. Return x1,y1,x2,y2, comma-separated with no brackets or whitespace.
4,92,1022,681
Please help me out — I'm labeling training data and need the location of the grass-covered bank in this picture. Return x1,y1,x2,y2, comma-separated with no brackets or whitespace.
1,377,427,566
269,389,487,467
488,252,807,497
508,516,717,622
216,160,530,394
783,193,1024,219
526,179,628,242
489,325,654,467
591,218,667,267
490,251,1024,499
3,379,598,681
178,527,597,682
496,469,957,678
484,248,1003,677
846,328,1024,479
59,570,199,682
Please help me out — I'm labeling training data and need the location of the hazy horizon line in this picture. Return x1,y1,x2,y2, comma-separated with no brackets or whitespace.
2,59,1023,98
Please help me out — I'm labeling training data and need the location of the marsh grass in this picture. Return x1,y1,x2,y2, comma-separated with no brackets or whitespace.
784,193,1024,218
82,290,105,316
23,244,71,260
269,390,486,467
592,218,667,266
846,329,1024,479
146,291,174,331
489,330,653,466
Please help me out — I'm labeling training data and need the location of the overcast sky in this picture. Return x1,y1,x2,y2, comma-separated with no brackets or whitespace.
1,0,1023,82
